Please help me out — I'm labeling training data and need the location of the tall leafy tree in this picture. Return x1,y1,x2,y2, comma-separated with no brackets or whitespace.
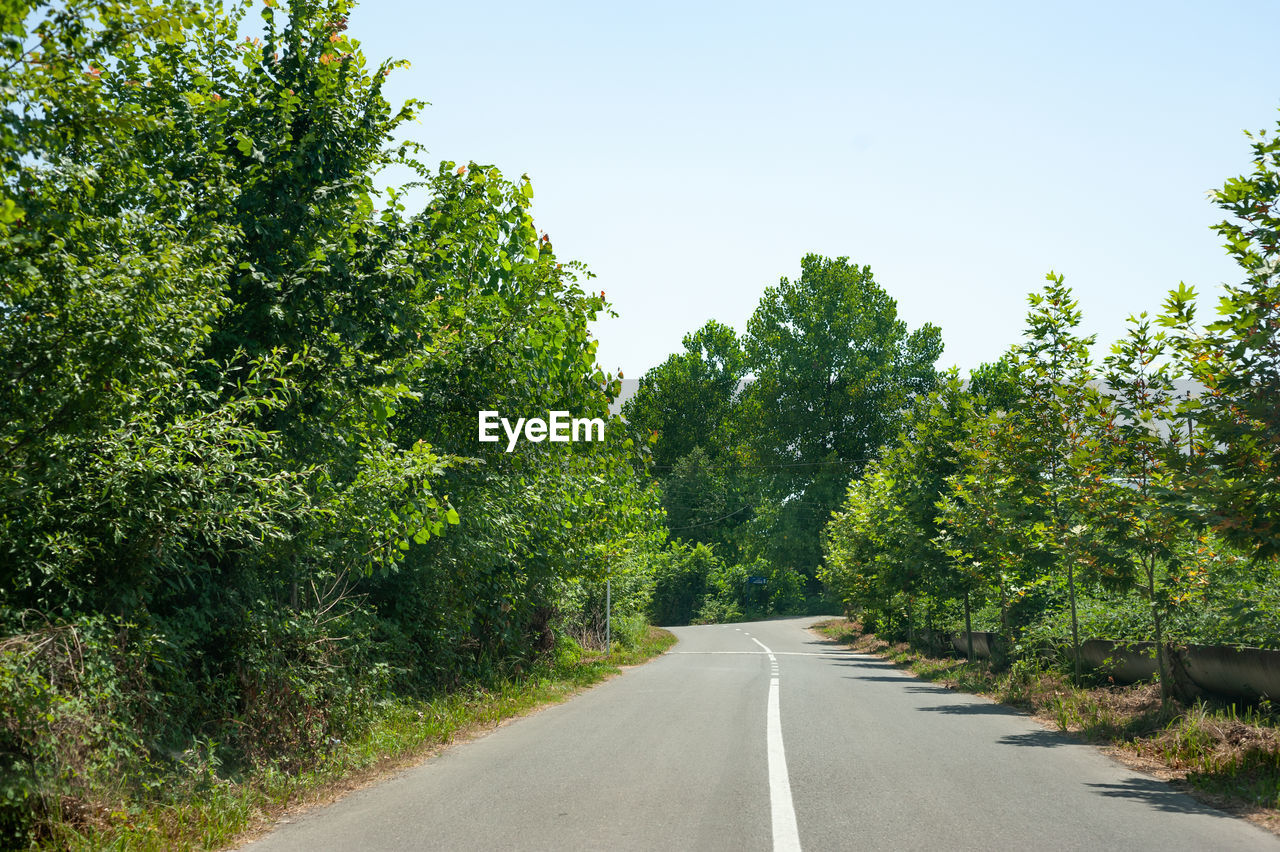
932,357,1027,655
1163,114,1280,560
1099,312,1194,700
823,373,971,642
822,467,900,625
0,5,661,837
0,0,304,615
658,447,754,561
623,319,745,469
1014,274,1123,680
939,404,1053,649
744,254,942,577
623,320,751,556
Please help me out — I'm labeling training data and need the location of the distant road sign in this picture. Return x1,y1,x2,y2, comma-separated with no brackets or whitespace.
747,576,767,585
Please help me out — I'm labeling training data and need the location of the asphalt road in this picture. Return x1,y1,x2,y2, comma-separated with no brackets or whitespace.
243,616,1280,851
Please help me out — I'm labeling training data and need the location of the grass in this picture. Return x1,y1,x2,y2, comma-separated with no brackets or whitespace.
38,626,676,851
814,618,1280,831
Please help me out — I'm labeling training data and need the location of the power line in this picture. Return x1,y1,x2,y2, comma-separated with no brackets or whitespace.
647,457,876,472
666,505,753,532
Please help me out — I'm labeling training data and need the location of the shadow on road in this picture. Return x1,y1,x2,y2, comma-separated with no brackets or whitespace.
916,702,1023,716
1086,778,1235,819
823,657,900,670
846,674,939,684
901,684,961,695
801,637,860,653
997,729,1076,748
841,676,952,693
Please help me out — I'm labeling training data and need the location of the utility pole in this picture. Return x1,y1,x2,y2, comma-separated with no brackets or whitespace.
605,576,611,653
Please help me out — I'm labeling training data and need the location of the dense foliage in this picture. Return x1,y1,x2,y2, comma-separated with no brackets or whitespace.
742,255,942,576
624,255,943,616
621,322,753,563
0,0,664,842
823,109,1280,698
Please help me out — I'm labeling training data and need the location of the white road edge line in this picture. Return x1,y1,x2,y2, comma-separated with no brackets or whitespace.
750,637,802,852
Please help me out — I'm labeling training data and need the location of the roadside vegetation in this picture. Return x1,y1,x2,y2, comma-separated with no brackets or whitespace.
626,256,940,621
42,628,675,851
815,109,1280,703
815,619,1280,829
628,108,1280,665
0,1,674,847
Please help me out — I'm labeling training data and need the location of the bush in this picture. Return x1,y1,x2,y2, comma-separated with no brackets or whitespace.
692,597,744,625
650,542,720,626
0,616,155,846
701,558,808,621
647,542,812,626
760,561,808,616
610,614,649,651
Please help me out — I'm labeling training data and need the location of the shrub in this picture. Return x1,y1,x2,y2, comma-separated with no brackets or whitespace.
610,614,649,651
650,543,721,626
692,598,744,625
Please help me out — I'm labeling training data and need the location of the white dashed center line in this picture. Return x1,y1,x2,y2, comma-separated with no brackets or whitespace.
750,636,801,852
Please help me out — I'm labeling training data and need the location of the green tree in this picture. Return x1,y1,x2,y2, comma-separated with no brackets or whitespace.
1163,113,1280,560
967,353,1021,411
649,541,719,626
939,402,1051,650
823,373,989,649
622,319,745,469
744,254,942,577
659,447,754,562
1013,274,1121,680
622,320,753,557
0,2,664,840
1099,312,1193,700
0,0,311,617
934,354,1032,655
823,468,888,621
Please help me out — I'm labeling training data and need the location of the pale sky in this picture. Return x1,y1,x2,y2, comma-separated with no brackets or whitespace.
346,1,1279,377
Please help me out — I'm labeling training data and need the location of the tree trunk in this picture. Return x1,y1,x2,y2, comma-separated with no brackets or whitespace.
999,582,1010,636
1067,560,1081,683
964,590,974,662
926,602,936,655
1147,554,1171,703
998,581,1012,668
1162,642,1205,704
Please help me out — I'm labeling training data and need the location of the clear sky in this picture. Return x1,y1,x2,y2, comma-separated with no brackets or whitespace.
345,0,1279,377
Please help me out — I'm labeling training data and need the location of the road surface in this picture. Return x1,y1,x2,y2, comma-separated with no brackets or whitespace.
243,616,1279,851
